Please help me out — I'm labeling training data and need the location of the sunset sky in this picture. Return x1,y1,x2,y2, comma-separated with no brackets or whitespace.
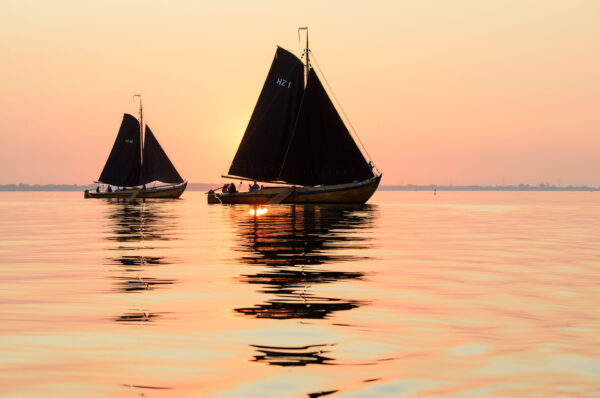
1,0,599,186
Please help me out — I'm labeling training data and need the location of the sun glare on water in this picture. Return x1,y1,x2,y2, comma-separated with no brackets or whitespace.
249,207,268,216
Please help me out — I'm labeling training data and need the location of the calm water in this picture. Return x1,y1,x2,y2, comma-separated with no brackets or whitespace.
1,191,600,397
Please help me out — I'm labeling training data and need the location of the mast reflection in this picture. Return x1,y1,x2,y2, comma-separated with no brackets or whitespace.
103,200,179,323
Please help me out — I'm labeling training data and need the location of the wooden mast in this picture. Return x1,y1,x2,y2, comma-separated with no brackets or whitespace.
298,27,309,85
305,28,309,79
133,94,143,166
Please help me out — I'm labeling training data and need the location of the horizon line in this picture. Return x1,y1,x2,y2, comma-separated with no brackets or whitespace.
1,182,599,192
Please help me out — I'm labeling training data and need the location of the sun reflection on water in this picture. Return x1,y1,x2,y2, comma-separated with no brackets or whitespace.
249,207,269,216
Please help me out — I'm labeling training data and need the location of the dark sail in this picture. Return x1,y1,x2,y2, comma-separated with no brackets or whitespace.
228,47,305,182
278,69,375,186
138,125,184,185
98,114,142,187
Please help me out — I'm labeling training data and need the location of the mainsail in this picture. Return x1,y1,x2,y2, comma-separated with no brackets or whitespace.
98,114,142,187
227,47,305,182
98,114,183,186
227,47,374,186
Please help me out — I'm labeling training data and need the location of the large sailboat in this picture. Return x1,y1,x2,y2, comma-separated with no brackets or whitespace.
85,96,187,199
210,29,381,205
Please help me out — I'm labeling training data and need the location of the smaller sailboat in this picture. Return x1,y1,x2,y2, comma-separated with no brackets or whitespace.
209,28,381,205
85,95,187,199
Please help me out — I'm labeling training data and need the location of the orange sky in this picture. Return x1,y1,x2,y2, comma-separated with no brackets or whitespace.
1,0,599,186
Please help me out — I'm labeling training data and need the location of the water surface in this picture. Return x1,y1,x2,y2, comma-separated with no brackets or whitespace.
1,191,599,397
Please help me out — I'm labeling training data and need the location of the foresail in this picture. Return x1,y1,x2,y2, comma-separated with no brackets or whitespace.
98,114,142,187
227,47,305,182
138,125,184,185
278,69,375,186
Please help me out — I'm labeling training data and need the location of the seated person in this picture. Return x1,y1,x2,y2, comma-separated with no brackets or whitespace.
228,183,237,193
107,185,113,192
250,181,259,191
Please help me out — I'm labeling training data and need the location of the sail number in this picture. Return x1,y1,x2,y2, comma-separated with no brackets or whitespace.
124,139,134,144
276,77,292,88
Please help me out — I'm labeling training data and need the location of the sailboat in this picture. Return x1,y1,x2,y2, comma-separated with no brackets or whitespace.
85,96,187,199
210,29,381,205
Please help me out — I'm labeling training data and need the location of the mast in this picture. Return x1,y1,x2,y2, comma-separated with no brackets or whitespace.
133,94,143,165
299,27,309,85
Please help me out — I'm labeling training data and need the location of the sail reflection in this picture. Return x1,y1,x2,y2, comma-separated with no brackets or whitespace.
233,204,377,320
102,200,179,324
114,310,168,323
109,255,175,293
250,343,336,367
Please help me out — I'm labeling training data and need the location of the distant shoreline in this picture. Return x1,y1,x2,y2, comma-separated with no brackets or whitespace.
1,183,598,192
380,185,600,192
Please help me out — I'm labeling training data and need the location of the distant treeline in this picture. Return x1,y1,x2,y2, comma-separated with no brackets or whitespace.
380,184,600,191
0,184,95,191
1,183,598,192
0,183,219,192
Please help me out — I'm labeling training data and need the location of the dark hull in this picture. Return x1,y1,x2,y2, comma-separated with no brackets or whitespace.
84,182,187,199
210,175,381,204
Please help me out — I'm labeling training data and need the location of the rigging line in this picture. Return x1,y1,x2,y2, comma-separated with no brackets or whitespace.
310,51,381,175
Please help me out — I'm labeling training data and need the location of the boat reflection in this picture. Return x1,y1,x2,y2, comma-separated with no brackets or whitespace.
102,200,179,324
105,199,177,243
233,204,377,321
233,204,377,370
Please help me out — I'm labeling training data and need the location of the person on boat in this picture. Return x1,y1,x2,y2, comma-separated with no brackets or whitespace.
249,181,259,191
143,184,147,190
222,183,229,193
228,183,237,193
107,185,113,192
96,186,100,193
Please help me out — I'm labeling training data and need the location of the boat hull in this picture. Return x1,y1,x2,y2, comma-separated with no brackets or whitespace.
212,175,381,204
84,182,187,199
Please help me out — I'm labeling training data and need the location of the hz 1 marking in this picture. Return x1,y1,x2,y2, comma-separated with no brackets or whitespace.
276,78,292,88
